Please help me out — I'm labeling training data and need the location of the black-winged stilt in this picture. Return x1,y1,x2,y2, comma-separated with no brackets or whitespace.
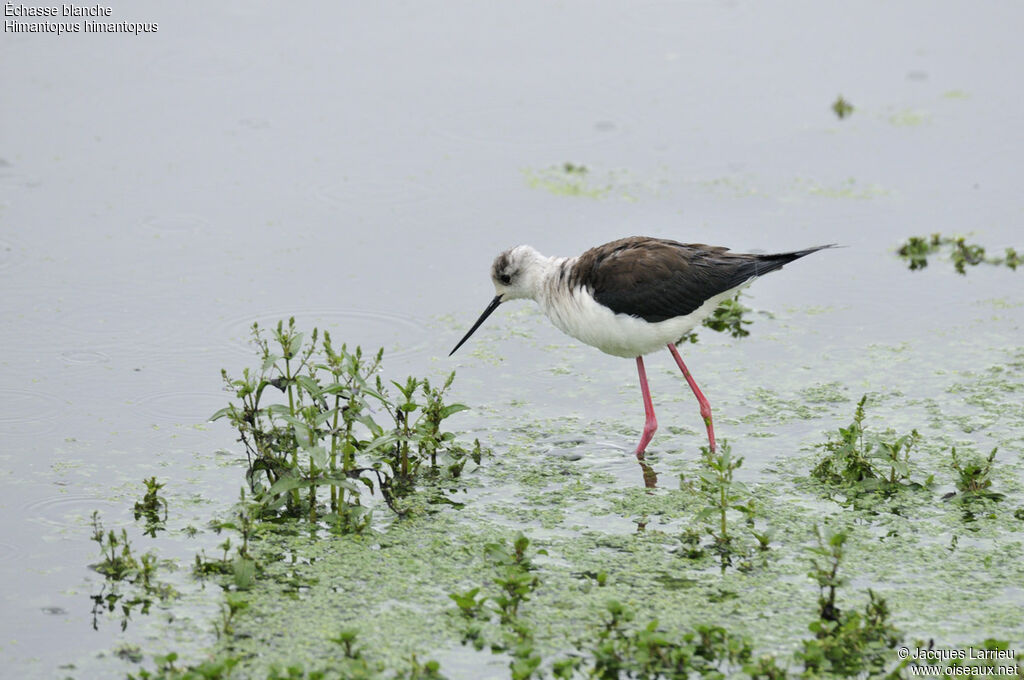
450,236,833,460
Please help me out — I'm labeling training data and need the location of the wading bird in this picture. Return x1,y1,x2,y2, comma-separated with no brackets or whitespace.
450,236,833,462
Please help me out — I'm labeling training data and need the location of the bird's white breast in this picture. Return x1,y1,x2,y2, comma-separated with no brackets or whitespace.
537,284,736,358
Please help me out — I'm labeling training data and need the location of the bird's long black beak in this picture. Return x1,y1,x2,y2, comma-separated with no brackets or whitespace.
449,295,503,356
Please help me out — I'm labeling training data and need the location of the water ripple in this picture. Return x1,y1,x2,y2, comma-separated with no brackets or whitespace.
0,388,63,431
132,390,229,425
23,494,128,529
219,308,428,361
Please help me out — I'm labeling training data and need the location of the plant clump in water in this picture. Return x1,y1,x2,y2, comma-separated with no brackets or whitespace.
133,476,168,538
811,395,928,500
897,233,1020,274
89,511,176,632
831,95,854,119
211,319,480,531
678,295,753,344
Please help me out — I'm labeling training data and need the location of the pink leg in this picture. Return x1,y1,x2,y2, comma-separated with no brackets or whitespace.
667,344,716,453
634,356,658,459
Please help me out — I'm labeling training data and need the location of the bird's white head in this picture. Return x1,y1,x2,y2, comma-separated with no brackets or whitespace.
490,245,548,301
449,245,553,356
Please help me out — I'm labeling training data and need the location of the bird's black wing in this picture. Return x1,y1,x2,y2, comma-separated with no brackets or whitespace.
578,237,826,323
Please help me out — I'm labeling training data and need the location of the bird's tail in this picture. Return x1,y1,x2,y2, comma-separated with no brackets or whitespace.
750,243,838,277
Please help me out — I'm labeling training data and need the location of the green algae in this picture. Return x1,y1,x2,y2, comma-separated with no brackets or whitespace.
522,163,665,201
522,164,611,199
795,177,891,200
889,109,932,126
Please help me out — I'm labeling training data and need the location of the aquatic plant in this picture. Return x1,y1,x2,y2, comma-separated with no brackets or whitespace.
798,527,901,677
133,477,168,537
212,319,478,528
897,233,1021,274
217,592,250,638
948,446,1004,504
811,395,926,497
679,441,758,569
832,95,854,119
549,600,756,678
92,511,143,580
678,294,753,343
127,652,239,679
193,490,259,589
450,534,546,678
90,512,176,631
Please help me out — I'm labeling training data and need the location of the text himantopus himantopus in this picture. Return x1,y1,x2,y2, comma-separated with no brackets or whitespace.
450,236,833,460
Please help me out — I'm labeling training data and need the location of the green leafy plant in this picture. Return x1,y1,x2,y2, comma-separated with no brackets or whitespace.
450,534,547,679
133,477,168,537
949,447,1004,504
897,233,1021,274
680,441,758,569
555,600,755,678
211,319,479,528
812,395,926,497
680,295,753,343
798,527,901,676
89,512,175,632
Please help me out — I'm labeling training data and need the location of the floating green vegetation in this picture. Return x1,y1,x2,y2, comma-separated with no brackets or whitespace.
133,476,168,537
445,526,914,678
897,233,1021,274
211,319,480,530
679,295,752,343
107,329,1024,678
523,162,611,199
795,177,890,200
811,396,928,500
888,109,931,126
127,634,448,680
831,95,854,120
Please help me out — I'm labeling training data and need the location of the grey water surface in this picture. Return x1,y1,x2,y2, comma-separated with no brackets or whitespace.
2,1,1023,677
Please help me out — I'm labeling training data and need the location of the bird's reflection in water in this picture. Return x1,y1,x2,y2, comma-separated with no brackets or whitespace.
637,455,658,489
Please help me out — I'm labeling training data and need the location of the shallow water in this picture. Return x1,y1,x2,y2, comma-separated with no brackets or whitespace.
2,0,1024,677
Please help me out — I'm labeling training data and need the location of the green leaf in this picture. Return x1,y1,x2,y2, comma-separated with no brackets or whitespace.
295,375,322,398
209,406,232,422
268,475,305,496
361,432,398,456
695,507,718,522
309,445,328,469
319,477,364,494
262,353,282,371
267,404,292,417
288,332,304,357
440,403,470,418
232,557,256,589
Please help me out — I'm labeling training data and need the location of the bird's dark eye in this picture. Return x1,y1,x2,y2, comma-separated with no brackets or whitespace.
499,272,512,285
